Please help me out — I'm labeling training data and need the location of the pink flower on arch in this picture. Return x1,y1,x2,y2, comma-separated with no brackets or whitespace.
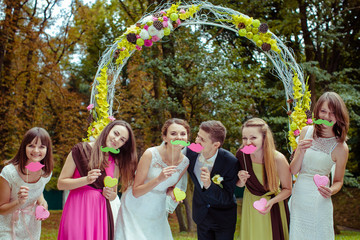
294,129,300,136
87,104,94,111
151,35,160,42
108,116,116,121
144,39,153,47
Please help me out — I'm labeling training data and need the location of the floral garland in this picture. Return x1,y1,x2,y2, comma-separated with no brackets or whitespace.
85,2,201,140
114,3,201,65
85,1,300,142
85,66,115,141
288,73,312,150
230,15,281,54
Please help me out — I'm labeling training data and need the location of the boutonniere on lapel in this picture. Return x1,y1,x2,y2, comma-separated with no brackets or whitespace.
212,174,223,188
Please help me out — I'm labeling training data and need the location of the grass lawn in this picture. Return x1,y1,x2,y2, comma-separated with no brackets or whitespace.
335,231,360,240
41,207,360,240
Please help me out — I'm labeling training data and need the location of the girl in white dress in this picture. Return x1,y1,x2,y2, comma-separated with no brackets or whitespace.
0,127,54,239
289,92,349,240
115,118,190,240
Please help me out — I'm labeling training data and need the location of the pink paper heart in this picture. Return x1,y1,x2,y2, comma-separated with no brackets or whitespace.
35,205,50,220
253,198,267,212
313,174,329,188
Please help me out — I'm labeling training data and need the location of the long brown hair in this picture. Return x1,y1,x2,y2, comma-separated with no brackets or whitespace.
313,92,349,142
89,120,138,191
241,118,278,193
7,127,54,176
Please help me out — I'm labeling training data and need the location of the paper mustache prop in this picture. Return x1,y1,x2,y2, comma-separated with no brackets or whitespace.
188,143,204,153
240,145,257,154
25,162,45,172
100,146,120,154
170,140,190,147
314,119,334,127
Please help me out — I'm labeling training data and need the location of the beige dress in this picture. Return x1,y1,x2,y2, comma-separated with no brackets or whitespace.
0,164,51,239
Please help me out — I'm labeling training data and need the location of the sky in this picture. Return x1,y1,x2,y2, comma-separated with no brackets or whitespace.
46,0,96,36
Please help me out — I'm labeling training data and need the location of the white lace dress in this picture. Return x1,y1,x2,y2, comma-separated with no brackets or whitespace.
0,164,52,240
114,147,189,240
289,126,337,240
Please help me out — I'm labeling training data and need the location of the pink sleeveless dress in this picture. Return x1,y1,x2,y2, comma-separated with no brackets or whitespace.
57,156,115,240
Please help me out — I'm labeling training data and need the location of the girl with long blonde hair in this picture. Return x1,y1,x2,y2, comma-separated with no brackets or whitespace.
236,118,291,240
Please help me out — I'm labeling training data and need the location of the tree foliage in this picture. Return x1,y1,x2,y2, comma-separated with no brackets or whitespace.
0,0,89,188
0,0,359,226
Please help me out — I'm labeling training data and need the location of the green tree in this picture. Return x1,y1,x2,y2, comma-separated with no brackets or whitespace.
0,0,88,188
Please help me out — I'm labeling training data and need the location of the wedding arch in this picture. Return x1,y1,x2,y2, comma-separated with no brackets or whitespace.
86,1,311,150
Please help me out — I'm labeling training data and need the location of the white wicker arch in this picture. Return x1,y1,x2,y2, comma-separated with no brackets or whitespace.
87,1,307,144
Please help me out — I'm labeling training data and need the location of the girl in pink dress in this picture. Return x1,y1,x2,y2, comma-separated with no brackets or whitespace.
57,120,137,240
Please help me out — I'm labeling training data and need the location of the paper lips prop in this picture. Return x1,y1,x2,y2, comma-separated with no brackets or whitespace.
240,145,257,154
25,162,45,172
188,143,204,153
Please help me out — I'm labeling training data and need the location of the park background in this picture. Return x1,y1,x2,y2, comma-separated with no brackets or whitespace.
1,0,359,239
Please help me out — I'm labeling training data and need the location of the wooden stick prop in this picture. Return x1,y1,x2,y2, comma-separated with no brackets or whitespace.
242,152,247,172
25,162,50,220
101,146,118,188
239,145,258,172
25,162,44,183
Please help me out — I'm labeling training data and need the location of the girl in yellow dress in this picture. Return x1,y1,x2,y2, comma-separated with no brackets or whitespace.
236,118,291,240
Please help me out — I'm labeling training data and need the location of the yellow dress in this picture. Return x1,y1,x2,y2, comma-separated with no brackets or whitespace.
240,162,289,240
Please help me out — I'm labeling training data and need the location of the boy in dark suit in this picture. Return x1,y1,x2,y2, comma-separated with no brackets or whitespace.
186,120,240,240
